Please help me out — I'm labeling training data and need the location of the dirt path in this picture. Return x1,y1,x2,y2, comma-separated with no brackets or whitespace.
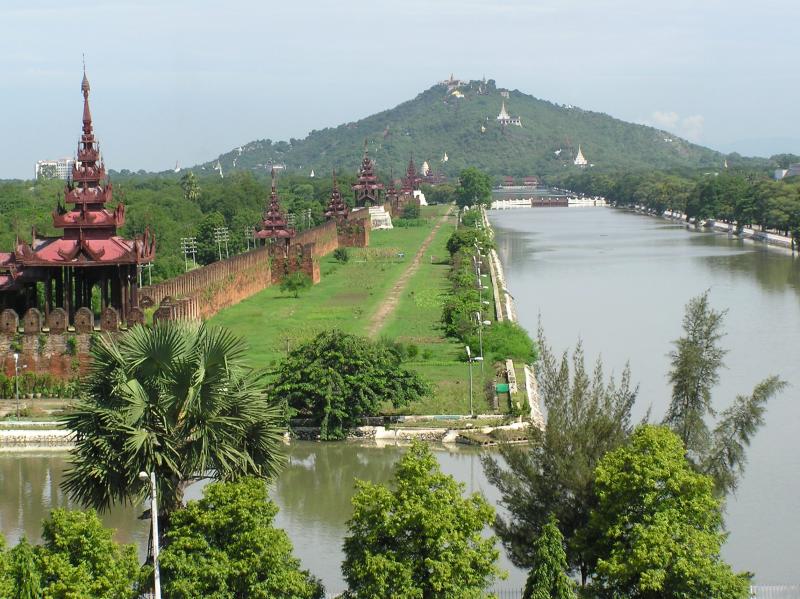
367,207,454,338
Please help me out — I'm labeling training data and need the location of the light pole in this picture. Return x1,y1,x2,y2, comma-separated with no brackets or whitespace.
139,471,161,599
13,353,19,420
474,312,491,375
465,346,483,418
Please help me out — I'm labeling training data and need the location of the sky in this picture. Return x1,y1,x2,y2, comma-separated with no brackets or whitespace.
2,0,799,179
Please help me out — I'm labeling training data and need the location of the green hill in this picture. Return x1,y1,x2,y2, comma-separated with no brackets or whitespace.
194,78,728,180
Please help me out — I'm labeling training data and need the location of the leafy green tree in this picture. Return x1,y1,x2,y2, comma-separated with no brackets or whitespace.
482,330,637,586
179,171,201,203
456,167,492,208
160,478,323,599
279,271,312,298
35,510,139,599
8,538,41,599
664,291,786,495
62,321,287,516
445,227,493,256
342,441,502,599
589,425,750,599
522,516,576,599
271,330,429,439
196,210,226,264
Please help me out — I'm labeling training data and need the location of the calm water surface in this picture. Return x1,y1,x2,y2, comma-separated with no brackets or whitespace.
490,207,800,584
1,207,797,589
0,443,523,592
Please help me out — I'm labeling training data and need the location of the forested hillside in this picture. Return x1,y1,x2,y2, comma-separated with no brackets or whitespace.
191,78,746,179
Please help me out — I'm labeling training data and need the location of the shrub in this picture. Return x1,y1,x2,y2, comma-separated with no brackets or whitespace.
470,321,537,363
279,272,312,298
333,247,350,263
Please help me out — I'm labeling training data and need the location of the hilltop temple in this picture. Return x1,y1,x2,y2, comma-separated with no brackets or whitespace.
497,101,522,127
0,71,155,325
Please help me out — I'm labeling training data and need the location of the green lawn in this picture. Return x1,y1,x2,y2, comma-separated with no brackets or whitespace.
210,205,500,415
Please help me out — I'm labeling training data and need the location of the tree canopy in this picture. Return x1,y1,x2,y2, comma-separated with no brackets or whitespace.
62,321,287,515
342,441,502,598
456,167,493,208
270,329,429,440
482,330,637,585
522,516,576,599
0,510,139,599
159,478,323,599
589,425,750,599
663,291,786,495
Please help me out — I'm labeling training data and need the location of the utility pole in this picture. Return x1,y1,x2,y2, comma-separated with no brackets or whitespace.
213,226,230,261
180,237,197,272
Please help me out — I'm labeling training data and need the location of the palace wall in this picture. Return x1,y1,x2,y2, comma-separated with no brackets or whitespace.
0,215,374,380
294,219,339,257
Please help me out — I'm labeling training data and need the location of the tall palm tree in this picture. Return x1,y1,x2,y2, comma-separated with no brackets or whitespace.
62,321,286,516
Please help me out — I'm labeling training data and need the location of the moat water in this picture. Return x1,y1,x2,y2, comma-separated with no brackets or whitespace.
491,206,800,584
0,206,798,589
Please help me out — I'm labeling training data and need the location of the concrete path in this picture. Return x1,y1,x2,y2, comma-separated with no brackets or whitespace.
367,207,454,338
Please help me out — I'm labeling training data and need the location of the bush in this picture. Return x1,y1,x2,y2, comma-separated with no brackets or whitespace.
401,203,420,219
333,247,350,263
279,272,312,298
470,321,537,363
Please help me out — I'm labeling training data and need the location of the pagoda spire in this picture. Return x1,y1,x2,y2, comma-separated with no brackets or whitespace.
81,64,93,137
325,169,350,221
255,168,295,243
351,140,384,208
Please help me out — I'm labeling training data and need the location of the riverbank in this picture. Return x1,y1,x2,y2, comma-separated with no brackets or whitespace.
482,207,544,427
628,205,796,251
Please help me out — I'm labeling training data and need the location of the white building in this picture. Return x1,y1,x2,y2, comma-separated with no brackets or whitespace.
497,101,522,127
574,145,588,167
35,158,74,180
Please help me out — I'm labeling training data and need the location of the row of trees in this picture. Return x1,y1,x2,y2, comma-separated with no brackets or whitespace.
557,170,800,246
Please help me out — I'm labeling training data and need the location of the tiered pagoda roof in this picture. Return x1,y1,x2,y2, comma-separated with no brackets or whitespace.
255,169,295,240
401,155,422,194
351,142,384,207
385,168,399,203
15,71,155,267
324,170,349,221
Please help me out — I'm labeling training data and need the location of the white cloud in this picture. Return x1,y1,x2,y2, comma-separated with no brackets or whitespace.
645,110,705,143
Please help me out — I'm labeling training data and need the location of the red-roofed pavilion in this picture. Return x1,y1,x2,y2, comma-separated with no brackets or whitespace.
11,70,154,323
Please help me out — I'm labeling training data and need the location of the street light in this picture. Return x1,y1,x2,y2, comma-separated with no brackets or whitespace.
139,471,161,599
13,353,19,420
474,312,492,375
465,346,483,418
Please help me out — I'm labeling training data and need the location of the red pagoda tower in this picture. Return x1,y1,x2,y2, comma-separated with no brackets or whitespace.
13,70,155,323
324,170,349,221
351,142,384,207
385,168,399,204
255,168,295,249
401,155,422,195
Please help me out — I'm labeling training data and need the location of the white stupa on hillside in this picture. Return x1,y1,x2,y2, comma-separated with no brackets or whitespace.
574,145,588,167
497,101,522,127
421,161,430,176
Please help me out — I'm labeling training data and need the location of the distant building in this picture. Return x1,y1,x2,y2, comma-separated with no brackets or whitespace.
497,101,522,127
35,158,74,180
499,90,510,98
574,145,588,167
440,73,465,91
775,164,800,180
421,161,430,176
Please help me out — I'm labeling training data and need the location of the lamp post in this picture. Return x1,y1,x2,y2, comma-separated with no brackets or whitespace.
465,346,483,418
13,353,19,420
139,471,161,599
474,312,491,375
